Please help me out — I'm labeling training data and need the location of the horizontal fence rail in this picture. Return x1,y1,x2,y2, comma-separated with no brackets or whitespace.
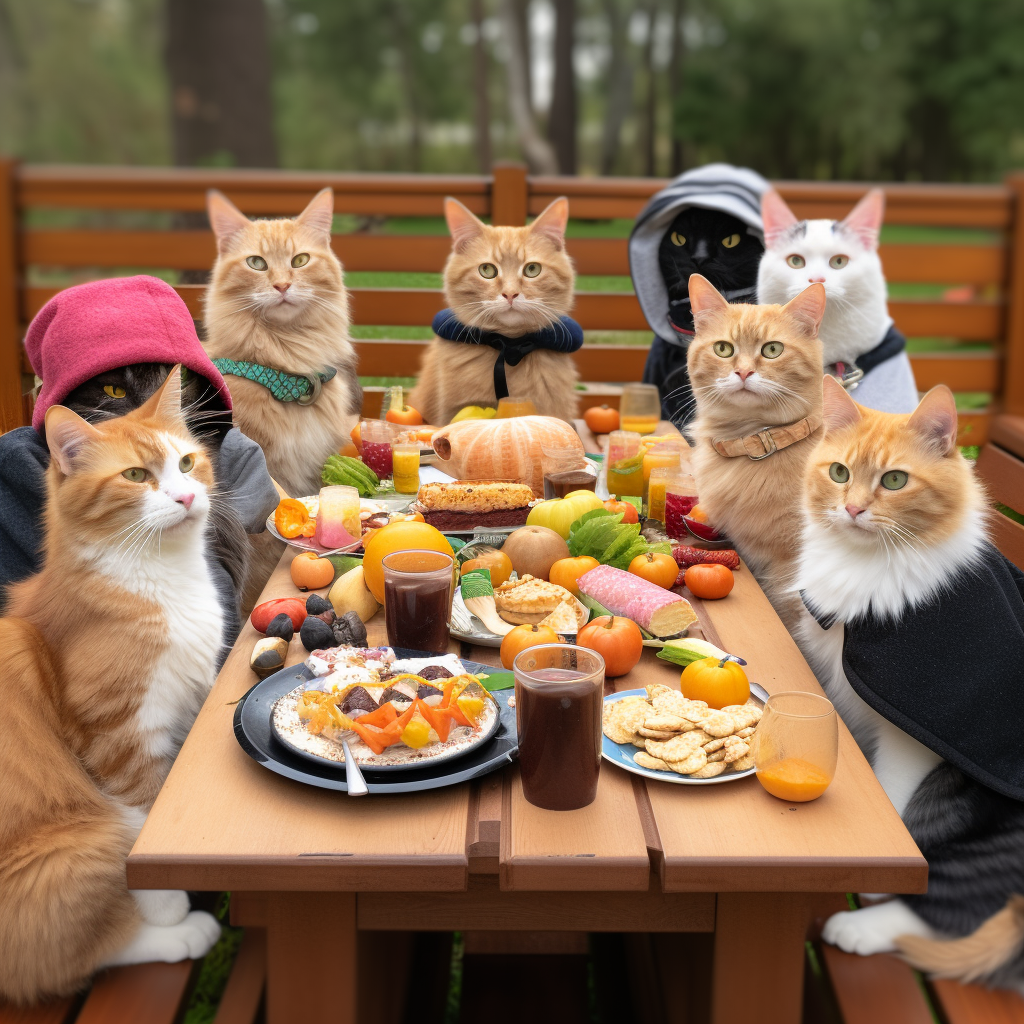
3,160,1024,443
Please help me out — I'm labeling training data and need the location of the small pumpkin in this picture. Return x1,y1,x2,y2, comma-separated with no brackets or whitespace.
290,551,336,591
604,498,639,524
548,555,600,598
461,550,514,589
628,551,678,590
679,656,749,710
584,404,620,434
576,615,643,677
527,490,604,539
500,623,560,670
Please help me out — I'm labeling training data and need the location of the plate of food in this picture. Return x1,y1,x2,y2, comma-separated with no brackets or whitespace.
410,480,536,535
602,682,767,785
266,490,414,554
234,646,518,794
449,574,590,647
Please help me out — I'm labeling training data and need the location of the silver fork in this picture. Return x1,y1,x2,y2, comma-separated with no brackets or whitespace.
341,738,368,796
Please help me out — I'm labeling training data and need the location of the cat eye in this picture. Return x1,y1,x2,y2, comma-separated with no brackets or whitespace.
523,262,542,278
291,252,310,268
712,341,735,358
179,454,195,473
829,463,850,483
103,385,127,399
246,256,268,271
122,468,149,483
829,254,849,269
881,470,908,490
478,263,498,279
760,341,784,359
786,254,805,269
670,231,686,247
722,233,741,248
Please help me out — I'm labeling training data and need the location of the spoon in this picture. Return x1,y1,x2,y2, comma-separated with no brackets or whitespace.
341,738,368,797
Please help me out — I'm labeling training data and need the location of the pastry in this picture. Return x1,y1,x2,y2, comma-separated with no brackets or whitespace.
413,480,534,531
493,574,576,625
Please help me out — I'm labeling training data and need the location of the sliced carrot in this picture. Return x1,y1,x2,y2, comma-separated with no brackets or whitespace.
349,721,388,755
416,699,451,742
356,703,398,730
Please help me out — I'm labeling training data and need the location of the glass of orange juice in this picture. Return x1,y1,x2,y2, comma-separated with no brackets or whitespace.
642,440,686,502
619,383,661,435
392,442,421,494
606,430,644,499
755,692,838,803
495,396,537,418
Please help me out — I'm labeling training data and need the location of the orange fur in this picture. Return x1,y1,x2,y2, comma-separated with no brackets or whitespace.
0,374,220,1002
410,197,578,425
686,276,826,620
203,188,362,498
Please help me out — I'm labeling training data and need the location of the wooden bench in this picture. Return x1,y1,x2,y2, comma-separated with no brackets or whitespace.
0,928,265,1024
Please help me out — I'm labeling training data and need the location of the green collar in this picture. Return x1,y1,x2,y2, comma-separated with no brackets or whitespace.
212,359,337,405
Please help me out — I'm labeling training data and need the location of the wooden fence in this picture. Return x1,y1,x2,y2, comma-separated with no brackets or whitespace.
2,159,1024,444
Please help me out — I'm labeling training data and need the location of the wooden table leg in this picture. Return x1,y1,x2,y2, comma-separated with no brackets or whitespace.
266,892,357,1024
711,893,811,1024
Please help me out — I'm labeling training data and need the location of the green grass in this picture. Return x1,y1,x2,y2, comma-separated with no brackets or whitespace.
998,502,1024,525
183,895,243,1024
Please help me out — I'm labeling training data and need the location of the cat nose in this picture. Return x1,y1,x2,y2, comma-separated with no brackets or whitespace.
735,368,754,381
274,283,290,293
808,276,825,284
845,503,864,519
502,293,518,304
175,492,195,511
693,240,709,260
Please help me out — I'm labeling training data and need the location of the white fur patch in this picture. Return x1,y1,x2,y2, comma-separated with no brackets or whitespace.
823,900,939,956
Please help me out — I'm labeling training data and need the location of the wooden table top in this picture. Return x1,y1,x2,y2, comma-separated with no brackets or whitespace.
128,423,926,896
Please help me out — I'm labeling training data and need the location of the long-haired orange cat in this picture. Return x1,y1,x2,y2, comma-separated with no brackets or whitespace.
686,274,826,620
410,197,582,425
0,370,222,1003
203,188,362,498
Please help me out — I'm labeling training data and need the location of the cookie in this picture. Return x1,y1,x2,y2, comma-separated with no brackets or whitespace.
644,714,688,733
634,751,671,772
638,727,677,740
722,739,750,763
731,753,755,772
645,731,704,763
689,761,726,779
667,746,708,776
602,698,649,745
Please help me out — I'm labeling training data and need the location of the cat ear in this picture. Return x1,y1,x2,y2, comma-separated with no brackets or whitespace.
782,282,826,337
136,365,186,429
44,406,101,475
821,375,861,434
840,188,885,250
688,274,729,322
295,187,335,242
908,385,959,456
761,189,799,246
445,198,485,252
529,197,569,250
206,190,251,253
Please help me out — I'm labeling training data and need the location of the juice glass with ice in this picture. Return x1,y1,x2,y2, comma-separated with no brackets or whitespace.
647,468,686,524
754,692,838,803
618,383,661,435
392,443,420,494
606,430,644,499
642,440,686,503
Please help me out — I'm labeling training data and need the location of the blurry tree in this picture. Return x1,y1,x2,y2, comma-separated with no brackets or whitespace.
597,0,634,175
165,0,277,168
471,0,493,171
548,0,577,173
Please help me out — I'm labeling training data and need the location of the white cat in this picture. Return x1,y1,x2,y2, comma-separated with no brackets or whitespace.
758,189,920,414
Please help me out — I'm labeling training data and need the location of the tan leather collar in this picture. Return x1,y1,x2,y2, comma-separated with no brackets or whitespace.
712,412,822,460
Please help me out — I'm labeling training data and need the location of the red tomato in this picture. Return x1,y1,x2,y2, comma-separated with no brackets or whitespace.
576,615,644,677
251,598,308,633
604,499,639,524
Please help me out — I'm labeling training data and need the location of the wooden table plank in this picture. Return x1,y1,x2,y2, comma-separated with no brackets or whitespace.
127,550,470,893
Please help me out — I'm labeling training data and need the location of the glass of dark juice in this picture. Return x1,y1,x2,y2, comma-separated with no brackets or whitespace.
382,549,455,652
513,644,605,810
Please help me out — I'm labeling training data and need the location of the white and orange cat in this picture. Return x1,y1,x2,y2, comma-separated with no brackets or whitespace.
204,188,362,497
411,197,580,425
686,274,826,620
0,370,222,1003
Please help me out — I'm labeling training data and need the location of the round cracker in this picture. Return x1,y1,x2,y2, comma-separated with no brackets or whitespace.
689,761,726,779
730,753,755,772
668,746,708,775
644,731,703,762
634,751,671,772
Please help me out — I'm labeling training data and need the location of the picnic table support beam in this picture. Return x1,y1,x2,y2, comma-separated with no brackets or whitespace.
0,157,24,434
711,892,815,1024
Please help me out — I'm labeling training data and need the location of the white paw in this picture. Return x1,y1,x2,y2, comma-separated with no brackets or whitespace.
132,889,190,926
822,901,936,957
100,911,221,967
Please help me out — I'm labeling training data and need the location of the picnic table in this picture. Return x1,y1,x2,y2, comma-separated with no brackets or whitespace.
127,423,926,1024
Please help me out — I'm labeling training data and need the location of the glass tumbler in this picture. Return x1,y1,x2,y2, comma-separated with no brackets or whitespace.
360,419,394,480
754,691,839,803
382,549,455,653
391,443,421,495
619,383,661,435
513,644,605,810
495,396,537,418
541,445,597,498
606,430,644,499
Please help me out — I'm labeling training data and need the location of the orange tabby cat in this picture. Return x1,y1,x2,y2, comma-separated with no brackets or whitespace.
686,274,826,620
0,371,222,1003
204,188,362,498
410,197,578,425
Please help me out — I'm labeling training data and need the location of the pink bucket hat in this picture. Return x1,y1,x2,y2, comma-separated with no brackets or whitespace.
25,275,233,431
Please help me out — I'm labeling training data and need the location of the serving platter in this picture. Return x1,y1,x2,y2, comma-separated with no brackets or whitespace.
234,649,518,794
265,496,411,553
448,585,589,647
601,683,768,786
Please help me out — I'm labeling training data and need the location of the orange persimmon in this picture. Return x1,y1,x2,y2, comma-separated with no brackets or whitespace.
683,563,734,600
274,498,310,539
628,551,679,590
583,404,620,434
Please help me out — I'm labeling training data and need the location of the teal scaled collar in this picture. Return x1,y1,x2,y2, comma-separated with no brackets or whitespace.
212,358,337,405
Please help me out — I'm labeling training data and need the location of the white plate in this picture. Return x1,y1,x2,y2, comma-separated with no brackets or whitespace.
602,684,768,786
448,585,588,647
266,496,409,554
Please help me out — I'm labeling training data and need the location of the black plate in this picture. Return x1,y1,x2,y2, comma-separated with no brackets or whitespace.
233,648,518,794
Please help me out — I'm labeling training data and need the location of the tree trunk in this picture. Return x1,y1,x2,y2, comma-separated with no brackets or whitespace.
391,0,422,172
548,0,576,174
512,0,533,110
667,0,685,175
641,0,659,178
599,0,632,176
164,0,276,168
500,0,558,174
471,0,492,172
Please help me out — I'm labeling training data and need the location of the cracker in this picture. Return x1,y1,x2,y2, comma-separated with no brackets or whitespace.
634,752,671,772
651,690,693,718
701,711,737,738
724,703,763,726
645,731,704,763
638,727,677,740
703,736,727,753
722,739,750,763
735,726,755,739
688,729,712,746
644,714,687,733
731,753,755,771
689,761,726,779
668,746,708,776
706,748,726,762
602,698,649,745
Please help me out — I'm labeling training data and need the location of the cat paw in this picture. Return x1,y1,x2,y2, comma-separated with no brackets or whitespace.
131,888,190,926
100,911,221,967
822,901,936,957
